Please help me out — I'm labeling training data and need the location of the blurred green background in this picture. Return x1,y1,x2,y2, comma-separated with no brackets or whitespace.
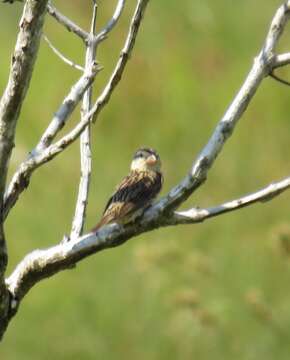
1,0,290,358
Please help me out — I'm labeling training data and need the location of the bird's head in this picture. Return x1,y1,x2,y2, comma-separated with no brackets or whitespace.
130,147,161,172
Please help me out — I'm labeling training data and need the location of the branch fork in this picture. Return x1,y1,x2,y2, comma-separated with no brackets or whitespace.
1,0,290,342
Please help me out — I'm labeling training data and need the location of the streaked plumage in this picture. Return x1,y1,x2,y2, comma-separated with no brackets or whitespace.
92,148,162,232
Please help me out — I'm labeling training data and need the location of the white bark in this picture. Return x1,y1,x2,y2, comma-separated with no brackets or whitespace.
7,174,290,303
47,2,89,42
93,0,126,45
3,63,99,219
70,1,98,239
145,0,290,217
172,176,290,225
3,0,150,220
274,52,290,68
0,0,49,340
43,35,85,71
1,0,290,343
6,0,290,305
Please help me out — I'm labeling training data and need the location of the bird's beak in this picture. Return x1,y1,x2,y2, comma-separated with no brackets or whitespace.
146,154,157,165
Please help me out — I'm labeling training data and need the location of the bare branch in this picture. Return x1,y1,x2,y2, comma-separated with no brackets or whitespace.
3,0,150,221
171,176,290,225
91,0,98,33
70,1,98,239
144,0,290,218
43,35,84,71
269,71,290,86
0,0,48,199
70,129,92,239
4,63,100,219
47,2,89,43
3,0,290,334
35,64,99,151
4,0,151,306
92,0,148,122
94,0,126,45
7,173,290,306
274,52,290,68
270,52,290,86
6,225,132,303
0,0,49,264
0,0,49,340
263,1,290,56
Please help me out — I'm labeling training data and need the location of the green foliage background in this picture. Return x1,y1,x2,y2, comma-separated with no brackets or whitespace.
1,0,290,358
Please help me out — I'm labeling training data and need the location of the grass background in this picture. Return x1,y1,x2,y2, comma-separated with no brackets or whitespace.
1,0,290,358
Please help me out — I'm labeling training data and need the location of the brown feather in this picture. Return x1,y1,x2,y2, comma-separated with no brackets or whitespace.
91,170,162,232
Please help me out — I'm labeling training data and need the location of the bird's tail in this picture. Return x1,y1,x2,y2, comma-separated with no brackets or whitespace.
90,223,101,233
90,215,113,233
90,220,104,233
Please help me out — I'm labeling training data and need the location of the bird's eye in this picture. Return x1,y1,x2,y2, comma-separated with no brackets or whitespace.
133,151,143,159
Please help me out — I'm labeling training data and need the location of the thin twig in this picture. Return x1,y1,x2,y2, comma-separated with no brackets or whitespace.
35,63,99,152
0,0,49,340
143,0,290,219
274,52,290,68
70,1,98,239
43,35,84,71
269,71,290,86
47,2,89,43
5,0,152,305
171,176,290,225
7,172,290,304
3,0,149,220
0,0,49,266
4,63,100,218
4,0,290,333
93,0,126,45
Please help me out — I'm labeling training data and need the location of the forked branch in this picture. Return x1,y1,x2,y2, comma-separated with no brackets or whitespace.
4,0,150,220
6,1,290,310
172,176,290,225
2,0,290,344
0,0,49,340
70,0,98,239
47,2,89,43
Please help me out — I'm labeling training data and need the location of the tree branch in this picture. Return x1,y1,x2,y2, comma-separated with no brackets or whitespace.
7,173,290,308
0,0,49,211
0,0,49,340
4,0,151,307
47,2,89,43
70,1,98,239
3,0,290,342
93,0,126,45
35,65,100,152
170,176,290,225
3,0,150,221
3,63,100,219
43,34,84,71
6,224,135,304
269,71,290,86
143,0,290,218
274,52,290,68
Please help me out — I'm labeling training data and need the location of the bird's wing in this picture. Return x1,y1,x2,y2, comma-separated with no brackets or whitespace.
94,171,162,230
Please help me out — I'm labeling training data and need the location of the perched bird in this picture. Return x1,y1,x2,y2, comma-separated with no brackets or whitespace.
92,148,163,232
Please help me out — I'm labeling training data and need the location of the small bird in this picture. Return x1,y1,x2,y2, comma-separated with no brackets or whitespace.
92,147,163,232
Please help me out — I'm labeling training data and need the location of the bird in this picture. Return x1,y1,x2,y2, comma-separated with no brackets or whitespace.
91,147,163,232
